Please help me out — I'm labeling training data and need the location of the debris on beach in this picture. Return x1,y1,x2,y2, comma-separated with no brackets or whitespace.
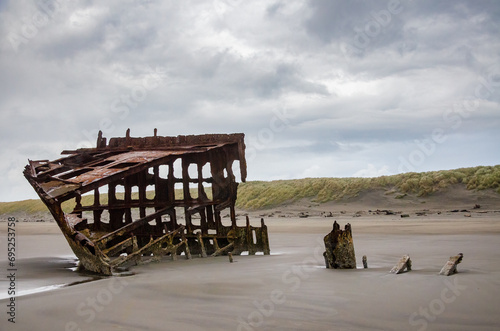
439,253,463,276
390,255,412,274
323,221,356,269
24,129,270,275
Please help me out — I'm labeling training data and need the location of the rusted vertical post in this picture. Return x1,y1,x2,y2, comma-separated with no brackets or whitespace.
167,161,175,202
197,162,204,199
75,193,82,218
124,177,132,224
171,208,177,230
182,230,192,259
185,207,192,235
247,216,255,255
153,165,160,201
93,188,101,230
214,209,222,235
181,158,191,201
200,209,208,235
206,205,214,229
230,205,236,229
261,218,270,255
108,183,116,205
197,232,207,258
138,170,146,219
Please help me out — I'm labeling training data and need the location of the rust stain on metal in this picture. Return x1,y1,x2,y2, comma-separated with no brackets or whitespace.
24,129,270,275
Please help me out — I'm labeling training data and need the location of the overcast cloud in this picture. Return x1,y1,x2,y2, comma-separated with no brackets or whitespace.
1,0,499,202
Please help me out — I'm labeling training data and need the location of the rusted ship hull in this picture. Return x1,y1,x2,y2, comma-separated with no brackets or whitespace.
24,130,270,275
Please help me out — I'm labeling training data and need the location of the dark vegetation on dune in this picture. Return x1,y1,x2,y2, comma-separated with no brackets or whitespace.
1,165,499,214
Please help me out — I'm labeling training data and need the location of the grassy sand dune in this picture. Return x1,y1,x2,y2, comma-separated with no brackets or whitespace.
1,165,499,215
237,165,500,209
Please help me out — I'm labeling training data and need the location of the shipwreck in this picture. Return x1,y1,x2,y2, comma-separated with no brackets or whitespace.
24,129,270,275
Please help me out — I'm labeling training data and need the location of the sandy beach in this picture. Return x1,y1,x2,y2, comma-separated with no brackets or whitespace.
1,206,500,331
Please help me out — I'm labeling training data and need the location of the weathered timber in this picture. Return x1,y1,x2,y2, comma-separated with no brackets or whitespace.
362,255,368,269
439,253,463,276
323,221,356,269
24,129,270,275
390,255,412,274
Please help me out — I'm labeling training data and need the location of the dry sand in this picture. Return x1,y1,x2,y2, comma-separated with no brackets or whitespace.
1,193,500,330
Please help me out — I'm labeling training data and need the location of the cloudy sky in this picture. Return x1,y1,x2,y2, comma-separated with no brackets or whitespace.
1,0,499,202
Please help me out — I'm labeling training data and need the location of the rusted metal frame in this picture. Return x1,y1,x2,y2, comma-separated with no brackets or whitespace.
181,156,191,201
138,169,147,219
208,148,228,201
66,213,86,230
29,152,96,177
54,152,196,203
32,163,71,179
184,207,193,235
196,232,208,257
92,188,102,230
259,218,270,255
199,208,208,234
108,178,124,230
206,205,215,231
180,231,192,259
60,145,131,154
107,134,243,149
124,175,133,225
214,208,223,235
22,170,57,206
237,139,247,182
166,159,175,202
28,159,50,176
245,216,256,255
73,198,227,213
111,226,186,267
211,242,234,257
101,236,135,257
197,161,209,201
185,204,209,235
246,222,270,255
95,205,175,247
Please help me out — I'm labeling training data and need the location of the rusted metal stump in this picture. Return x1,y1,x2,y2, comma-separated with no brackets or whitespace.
390,254,412,274
323,221,356,269
439,253,463,276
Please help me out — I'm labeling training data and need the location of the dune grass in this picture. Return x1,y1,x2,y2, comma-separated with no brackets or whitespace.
2,165,499,214
235,165,500,209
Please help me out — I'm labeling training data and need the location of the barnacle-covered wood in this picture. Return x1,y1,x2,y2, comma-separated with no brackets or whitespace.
439,253,463,276
323,221,356,269
23,129,270,275
390,254,412,274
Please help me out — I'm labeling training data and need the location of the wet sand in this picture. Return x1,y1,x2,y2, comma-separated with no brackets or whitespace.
1,213,500,330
